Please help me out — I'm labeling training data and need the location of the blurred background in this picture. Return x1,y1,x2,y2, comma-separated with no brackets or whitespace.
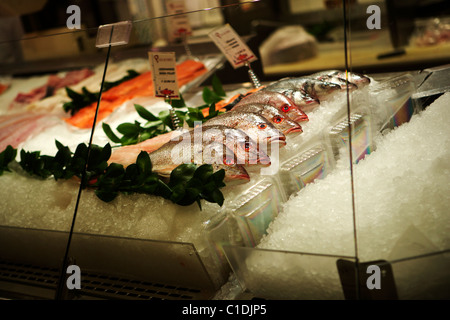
1,0,449,81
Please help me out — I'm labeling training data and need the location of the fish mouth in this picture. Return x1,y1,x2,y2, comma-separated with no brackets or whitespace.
258,156,272,166
228,174,251,181
285,126,303,134
267,135,287,146
294,115,309,123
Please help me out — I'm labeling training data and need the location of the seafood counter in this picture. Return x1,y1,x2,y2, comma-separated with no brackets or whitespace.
0,56,449,299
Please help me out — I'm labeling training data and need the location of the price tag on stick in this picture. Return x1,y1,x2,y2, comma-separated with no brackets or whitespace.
148,52,181,129
165,0,192,43
148,52,180,99
208,24,261,87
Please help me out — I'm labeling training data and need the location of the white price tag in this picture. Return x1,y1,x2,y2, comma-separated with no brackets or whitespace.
208,24,257,69
148,52,180,99
165,0,192,42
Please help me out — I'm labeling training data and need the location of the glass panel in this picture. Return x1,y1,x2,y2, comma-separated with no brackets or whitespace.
57,2,273,300
65,233,217,299
347,0,450,302
0,226,67,299
223,245,356,300
390,251,450,300
8,0,447,301
0,26,105,299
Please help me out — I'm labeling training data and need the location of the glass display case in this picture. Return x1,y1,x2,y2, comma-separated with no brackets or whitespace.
0,0,449,301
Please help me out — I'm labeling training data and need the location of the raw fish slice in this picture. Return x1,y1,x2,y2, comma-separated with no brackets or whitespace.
65,60,207,129
0,113,58,152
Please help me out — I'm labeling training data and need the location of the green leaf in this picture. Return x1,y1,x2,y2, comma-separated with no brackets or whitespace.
143,120,163,128
55,140,65,151
117,123,140,136
175,187,201,206
170,94,186,108
74,143,88,159
54,144,72,166
203,85,223,104
102,123,122,143
135,104,160,121
208,103,216,116
194,164,213,182
170,184,186,202
212,74,226,97
102,162,124,179
0,145,17,174
154,179,172,199
65,87,83,101
95,189,119,202
120,136,139,146
202,87,215,104
211,189,224,206
136,151,152,174
169,164,197,187
211,169,226,185
100,143,112,162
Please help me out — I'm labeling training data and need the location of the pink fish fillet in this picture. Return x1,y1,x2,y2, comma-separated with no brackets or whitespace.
0,113,49,152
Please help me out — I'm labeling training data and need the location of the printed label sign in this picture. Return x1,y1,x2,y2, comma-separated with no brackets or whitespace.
165,0,192,42
148,52,180,99
208,24,257,69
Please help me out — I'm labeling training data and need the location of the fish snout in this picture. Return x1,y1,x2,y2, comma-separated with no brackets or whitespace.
228,173,250,181
294,115,309,123
285,126,303,134
258,153,272,166
268,135,287,146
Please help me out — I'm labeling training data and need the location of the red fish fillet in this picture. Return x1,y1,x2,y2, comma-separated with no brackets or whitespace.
65,60,207,129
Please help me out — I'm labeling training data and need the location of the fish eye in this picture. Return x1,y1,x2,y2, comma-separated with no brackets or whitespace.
281,104,291,112
223,157,234,165
239,141,251,151
257,123,267,130
273,116,283,124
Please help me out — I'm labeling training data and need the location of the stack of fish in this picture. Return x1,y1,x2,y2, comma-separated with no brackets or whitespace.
110,70,371,184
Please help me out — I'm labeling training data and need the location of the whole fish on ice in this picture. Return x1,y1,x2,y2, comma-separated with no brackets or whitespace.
232,90,309,123
203,111,286,147
262,77,341,111
149,139,250,184
109,125,271,167
230,103,303,135
167,125,271,166
310,70,371,88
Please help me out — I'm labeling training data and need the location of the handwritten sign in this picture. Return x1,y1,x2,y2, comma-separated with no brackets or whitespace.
208,24,257,69
148,52,180,99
